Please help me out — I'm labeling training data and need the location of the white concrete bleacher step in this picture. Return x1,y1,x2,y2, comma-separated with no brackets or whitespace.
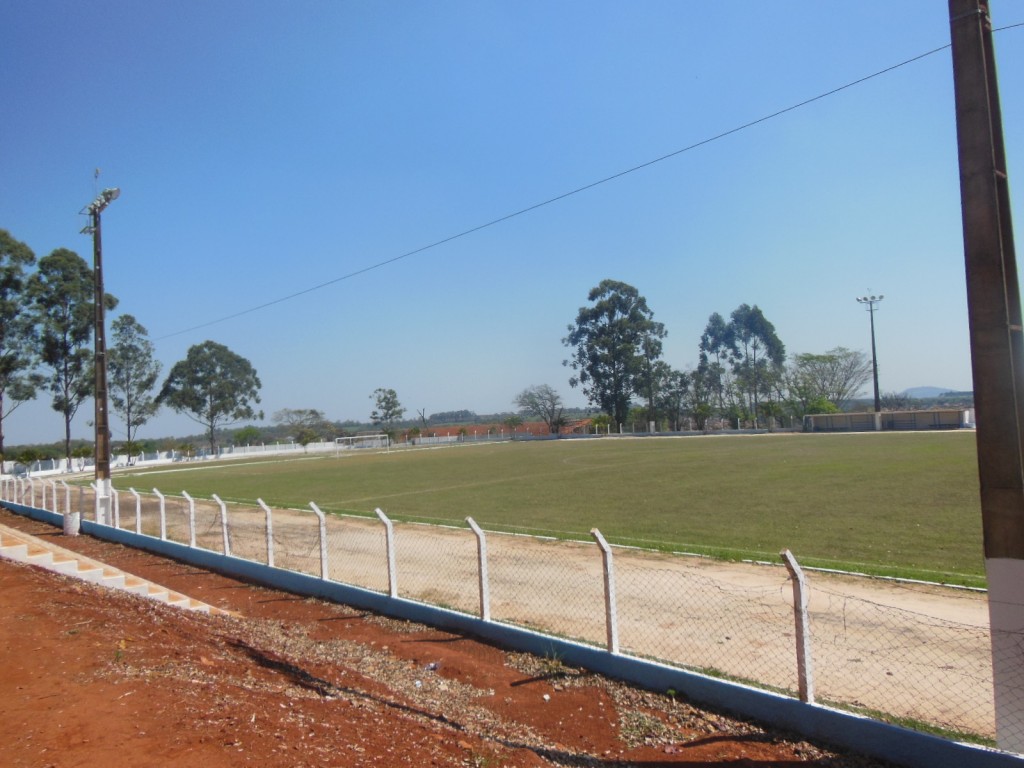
0,521,233,617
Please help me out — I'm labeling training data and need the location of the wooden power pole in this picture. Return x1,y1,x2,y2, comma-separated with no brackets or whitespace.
948,0,1024,752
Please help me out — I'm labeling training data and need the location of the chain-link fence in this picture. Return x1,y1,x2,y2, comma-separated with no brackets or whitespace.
2,475,995,742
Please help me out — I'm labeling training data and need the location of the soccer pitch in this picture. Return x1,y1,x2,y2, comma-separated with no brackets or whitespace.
115,431,985,586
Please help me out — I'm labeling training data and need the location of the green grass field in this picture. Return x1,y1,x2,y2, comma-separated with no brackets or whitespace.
113,431,985,587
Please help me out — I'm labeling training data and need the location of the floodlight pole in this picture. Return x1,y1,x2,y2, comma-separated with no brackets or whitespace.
81,187,119,526
856,295,884,413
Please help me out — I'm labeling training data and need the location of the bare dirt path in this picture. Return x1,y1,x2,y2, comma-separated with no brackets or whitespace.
0,507,893,767
199,505,993,736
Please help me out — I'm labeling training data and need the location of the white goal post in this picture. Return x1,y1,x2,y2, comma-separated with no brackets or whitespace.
334,434,390,456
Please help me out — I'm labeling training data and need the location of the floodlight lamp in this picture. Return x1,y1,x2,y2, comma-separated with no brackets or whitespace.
85,187,121,215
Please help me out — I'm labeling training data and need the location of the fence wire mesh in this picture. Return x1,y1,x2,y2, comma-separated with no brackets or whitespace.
224,502,269,562
807,582,993,737
488,534,606,645
6,480,996,743
392,521,479,614
325,514,388,594
615,552,797,693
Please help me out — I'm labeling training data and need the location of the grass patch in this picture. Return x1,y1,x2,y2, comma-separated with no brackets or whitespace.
112,432,985,583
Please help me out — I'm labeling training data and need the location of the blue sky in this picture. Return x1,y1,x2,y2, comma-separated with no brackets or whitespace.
2,1,1022,445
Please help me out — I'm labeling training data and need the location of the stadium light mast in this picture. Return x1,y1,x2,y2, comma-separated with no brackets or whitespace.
81,186,120,527
856,295,884,413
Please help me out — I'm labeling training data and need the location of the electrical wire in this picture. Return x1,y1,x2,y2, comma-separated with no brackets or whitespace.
156,28,1017,341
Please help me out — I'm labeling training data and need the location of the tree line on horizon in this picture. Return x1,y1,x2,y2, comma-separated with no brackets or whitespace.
554,278,880,433
2,224,957,469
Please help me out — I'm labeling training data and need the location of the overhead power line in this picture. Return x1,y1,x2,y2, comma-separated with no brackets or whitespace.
156,29,1017,341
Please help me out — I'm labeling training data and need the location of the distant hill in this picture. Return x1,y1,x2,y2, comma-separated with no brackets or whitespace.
903,386,965,399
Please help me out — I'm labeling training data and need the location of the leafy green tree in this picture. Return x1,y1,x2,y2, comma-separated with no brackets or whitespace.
272,408,331,436
638,333,666,427
697,312,733,417
293,426,321,451
0,230,40,463
514,384,565,435
370,388,405,432
590,412,611,433
503,414,523,438
786,347,872,418
654,364,689,431
15,447,41,475
727,304,785,425
562,280,666,426
159,341,262,454
109,314,161,449
71,443,93,471
234,425,263,445
28,248,117,469
881,390,912,411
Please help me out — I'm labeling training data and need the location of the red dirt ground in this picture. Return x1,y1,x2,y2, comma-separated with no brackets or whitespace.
0,509,892,768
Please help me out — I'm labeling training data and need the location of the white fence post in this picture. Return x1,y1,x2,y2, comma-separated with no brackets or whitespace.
129,488,142,534
89,482,97,521
63,485,83,536
48,480,58,512
375,508,398,599
782,549,816,703
591,528,619,655
154,488,166,540
212,493,230,556
60,481,71,518
27,478,35,508
257,498,274,567
40,479,47,511
182,491,196,547
466,516,490,621
112,488,120,529
308,502,329,580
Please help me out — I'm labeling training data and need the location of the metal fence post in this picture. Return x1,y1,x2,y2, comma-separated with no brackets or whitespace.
591,528,619,654
308,502,329,580
212,493,230,556
154,488,166,540
466,516,490,621
48,480,58,512
112,488,119,529
182,491,196,547
782,549,816,703
375,508,398,599
129,488,142,534
27,477,35,508
258,498,274,567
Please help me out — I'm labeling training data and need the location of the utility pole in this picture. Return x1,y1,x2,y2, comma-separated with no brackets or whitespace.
856,295,884,414
948,0,1024,752
81,187,119,527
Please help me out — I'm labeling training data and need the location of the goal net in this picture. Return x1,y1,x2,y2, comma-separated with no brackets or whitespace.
334,434,390,456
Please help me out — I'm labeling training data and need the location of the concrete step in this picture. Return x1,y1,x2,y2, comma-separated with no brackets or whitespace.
0,543,28,561
0,520,235,618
